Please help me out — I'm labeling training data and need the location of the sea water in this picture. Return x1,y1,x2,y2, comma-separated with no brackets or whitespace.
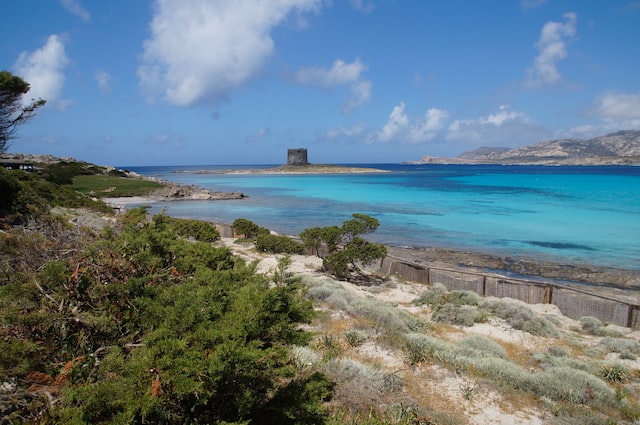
124,164,640,270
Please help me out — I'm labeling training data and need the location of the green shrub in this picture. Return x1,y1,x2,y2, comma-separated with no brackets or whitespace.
456,334,507,359
599,337,640,360
344,329,367,347
431,304,488,327
482,300,558,337
413,283,448,306
534,366,615,407
599,363,630,383
167,216,220,242
256,233,303,254
232,218,265,239
580,316,603,334
439,290,482,306
304,278,427,338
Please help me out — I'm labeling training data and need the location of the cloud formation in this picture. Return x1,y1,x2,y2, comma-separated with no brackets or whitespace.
294,59,372,113
566,91,640,138
60,0,90,22
373,103,449,144
95,70,112,94
138,0,321,107
525,12,577,87
594,91,640,120
13,34,69,109
521,0,548,10
446,105,551,146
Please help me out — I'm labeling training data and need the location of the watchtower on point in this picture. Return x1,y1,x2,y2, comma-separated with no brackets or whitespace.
287,148,308,166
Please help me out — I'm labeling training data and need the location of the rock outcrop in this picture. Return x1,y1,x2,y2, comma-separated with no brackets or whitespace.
412,130,640,165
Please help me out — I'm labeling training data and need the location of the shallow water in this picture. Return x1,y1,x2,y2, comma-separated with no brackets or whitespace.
125,164,640,270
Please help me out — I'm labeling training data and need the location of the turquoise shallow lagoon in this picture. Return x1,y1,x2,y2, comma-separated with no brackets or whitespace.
126,164,640,270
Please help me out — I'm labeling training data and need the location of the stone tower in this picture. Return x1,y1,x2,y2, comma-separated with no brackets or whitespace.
287,148,308,166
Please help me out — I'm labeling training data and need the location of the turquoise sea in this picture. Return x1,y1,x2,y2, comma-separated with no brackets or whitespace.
125,164,640,270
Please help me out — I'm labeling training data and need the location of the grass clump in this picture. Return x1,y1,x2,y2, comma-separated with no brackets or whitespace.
304,278,428,338
344,329,367,347
413,282,448,306
599,363,630,383
482,299,559,337
599,337,640,360
579,316,623,337
456,334,507,359
431,303,488,327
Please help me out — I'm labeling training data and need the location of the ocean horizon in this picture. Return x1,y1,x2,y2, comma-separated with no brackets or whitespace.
123,163,640,271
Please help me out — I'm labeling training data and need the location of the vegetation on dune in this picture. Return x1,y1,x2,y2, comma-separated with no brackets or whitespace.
1,208,333,423
3,152,640,424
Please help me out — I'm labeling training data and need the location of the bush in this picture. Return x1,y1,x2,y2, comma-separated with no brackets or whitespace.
456,335,507,359
599,363,630,383
256,233,304,254
599,337,640,360
534,367,615,407
580,316,603,334
344,329,367,347
167,216,220,242
413,283,448,306
439,290,482,306
431,304,488,327
482,300,558,337
233,218,265,239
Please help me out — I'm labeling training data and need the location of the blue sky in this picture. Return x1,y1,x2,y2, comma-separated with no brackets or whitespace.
2,0,639,166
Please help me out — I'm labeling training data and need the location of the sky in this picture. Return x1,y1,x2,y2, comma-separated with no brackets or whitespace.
2,0,639,166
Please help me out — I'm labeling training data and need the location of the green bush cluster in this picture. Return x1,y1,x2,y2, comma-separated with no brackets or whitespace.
256,232,304,254
166,216,220,242
1,207,334,423
415,284,559,336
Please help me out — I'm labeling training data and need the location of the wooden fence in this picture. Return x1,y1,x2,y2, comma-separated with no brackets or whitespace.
380,256,640,329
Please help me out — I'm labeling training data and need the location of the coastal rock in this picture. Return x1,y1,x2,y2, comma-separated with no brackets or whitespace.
150,184,244,201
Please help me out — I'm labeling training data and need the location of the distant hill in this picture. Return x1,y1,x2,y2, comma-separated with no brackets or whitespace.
411,130,640,165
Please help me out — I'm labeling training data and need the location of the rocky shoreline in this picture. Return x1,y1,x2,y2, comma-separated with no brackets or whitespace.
386,245,640,296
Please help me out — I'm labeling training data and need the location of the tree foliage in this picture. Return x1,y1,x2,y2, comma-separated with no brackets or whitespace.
232,218,267,239
300,214,387,279
0,70,46,152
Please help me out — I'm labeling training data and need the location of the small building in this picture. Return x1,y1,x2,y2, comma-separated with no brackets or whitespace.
287,148,308,166
0,161,34,171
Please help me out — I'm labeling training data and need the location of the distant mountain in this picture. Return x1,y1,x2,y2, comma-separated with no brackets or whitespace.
457,146,510,160
411,130,640,165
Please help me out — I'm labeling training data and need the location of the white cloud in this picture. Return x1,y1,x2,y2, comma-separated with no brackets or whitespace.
377,103,410,142
373,103,449,144
60,0,90,22
95,70,112,94
326,123,366,141
13,34,70,109
294,58,372,113
446,105,551,146
409,108,450,143
350,0,375,13
525,12,577,87
562,91,640,138
138,0,321,107
593,91,640,120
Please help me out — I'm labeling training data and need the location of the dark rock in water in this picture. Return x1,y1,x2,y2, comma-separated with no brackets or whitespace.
526,241,596,251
